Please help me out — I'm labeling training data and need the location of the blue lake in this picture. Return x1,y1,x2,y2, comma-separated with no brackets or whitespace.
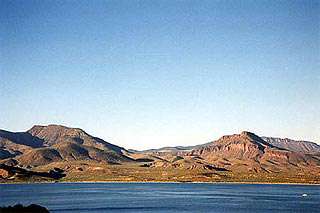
0,183,319,212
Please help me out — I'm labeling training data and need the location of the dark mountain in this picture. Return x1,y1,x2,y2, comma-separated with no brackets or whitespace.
0,129,43,148
0,125,132,166
0,129,44,159
27,125,124,153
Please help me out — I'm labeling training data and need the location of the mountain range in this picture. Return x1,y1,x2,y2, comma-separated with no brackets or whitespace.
0,124,319,183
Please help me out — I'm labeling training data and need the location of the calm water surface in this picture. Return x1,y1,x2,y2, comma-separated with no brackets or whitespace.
0,183,319,212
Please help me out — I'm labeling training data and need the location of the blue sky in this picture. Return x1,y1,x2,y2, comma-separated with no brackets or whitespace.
1,0,319,149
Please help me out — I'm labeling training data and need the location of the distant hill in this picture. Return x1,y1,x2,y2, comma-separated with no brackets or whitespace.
1,125,319,183
140,134,320,155
261,137,320,154
139,143,210,153
0,124,132,166
186,131,319,173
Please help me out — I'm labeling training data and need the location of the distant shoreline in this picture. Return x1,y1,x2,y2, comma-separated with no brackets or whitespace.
1,180,320,186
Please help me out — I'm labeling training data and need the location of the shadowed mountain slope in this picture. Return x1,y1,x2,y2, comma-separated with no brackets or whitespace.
27,125,124,153
0,125,132,166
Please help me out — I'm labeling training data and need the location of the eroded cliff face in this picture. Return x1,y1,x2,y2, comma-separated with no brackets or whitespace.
189,132,267,161
177,131,320,173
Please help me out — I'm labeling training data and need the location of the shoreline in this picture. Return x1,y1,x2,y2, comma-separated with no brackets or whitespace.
1,180,320,186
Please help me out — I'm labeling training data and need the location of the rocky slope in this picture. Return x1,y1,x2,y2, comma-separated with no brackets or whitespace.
134,132,319,175
0,125,132,166
261,137,320,154
144,135,320,155
184,131,319,173
1,125,319,183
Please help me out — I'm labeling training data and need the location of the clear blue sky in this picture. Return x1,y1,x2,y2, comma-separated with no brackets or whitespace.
1,0,319,149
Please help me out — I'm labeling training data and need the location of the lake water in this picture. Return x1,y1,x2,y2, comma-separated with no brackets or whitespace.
0,183,319,212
